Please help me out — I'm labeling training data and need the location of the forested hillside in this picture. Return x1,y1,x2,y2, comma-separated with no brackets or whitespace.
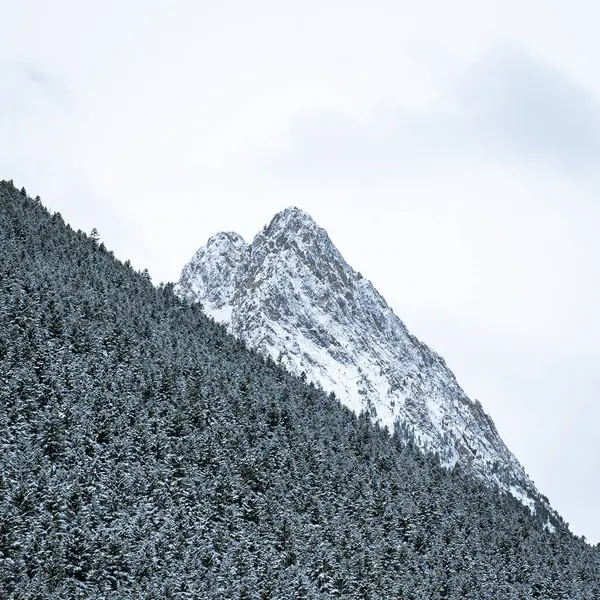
0,180,598,599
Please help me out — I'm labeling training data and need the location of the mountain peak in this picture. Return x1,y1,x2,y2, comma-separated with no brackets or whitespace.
205,230,247,248
175,230,249,316
254,207,341,273
176,207,551,517
263,206,321,239
270,205,315,225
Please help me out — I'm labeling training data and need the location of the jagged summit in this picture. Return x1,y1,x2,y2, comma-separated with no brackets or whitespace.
177,230,248,322
175,208,552,516
258,207,332,262
267,205,315,228
207,230,247,247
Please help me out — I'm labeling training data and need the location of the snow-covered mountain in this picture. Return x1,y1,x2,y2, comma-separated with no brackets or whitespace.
175,207,551,515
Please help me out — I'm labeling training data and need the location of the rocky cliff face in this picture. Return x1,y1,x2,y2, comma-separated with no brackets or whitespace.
176,207,551,515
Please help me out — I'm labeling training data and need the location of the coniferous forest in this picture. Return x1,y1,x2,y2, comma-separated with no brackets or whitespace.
1,180,599,599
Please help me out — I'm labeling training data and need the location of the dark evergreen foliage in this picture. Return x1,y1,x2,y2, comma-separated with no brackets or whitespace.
0,180,598,599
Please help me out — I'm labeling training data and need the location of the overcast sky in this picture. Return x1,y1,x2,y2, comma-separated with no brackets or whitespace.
2,0,599,543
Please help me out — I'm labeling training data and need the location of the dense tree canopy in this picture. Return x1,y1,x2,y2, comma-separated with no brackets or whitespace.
0,180,598,599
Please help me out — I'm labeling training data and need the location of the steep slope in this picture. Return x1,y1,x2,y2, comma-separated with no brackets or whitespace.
177,207,544,512
2,181,599,599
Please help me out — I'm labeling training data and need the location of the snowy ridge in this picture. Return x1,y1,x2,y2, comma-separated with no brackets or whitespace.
176,207,553,515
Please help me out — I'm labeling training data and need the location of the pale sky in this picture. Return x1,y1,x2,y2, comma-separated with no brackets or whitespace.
2,0,599,544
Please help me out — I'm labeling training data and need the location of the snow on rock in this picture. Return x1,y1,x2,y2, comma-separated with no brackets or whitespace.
177,231,248,316
175,207,553,515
